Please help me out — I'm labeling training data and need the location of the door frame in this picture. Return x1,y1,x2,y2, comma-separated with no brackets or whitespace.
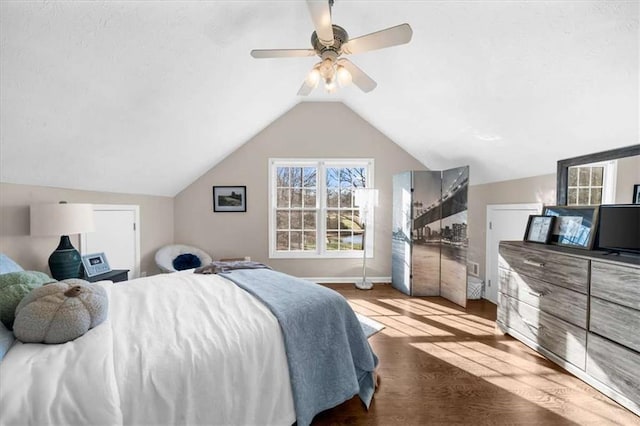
485,203,542,303
80,204,141,279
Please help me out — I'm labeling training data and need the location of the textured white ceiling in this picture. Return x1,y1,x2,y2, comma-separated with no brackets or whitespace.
1,1,638,196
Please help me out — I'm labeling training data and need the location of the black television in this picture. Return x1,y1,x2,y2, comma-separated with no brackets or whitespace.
597,204,640,254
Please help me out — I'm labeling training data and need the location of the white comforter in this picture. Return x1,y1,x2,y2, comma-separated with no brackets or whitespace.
0,271,296,426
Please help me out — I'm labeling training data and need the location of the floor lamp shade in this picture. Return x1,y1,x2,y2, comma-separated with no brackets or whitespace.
30,203,95,280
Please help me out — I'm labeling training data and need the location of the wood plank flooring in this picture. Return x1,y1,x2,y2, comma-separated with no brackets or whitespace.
312,284,640,425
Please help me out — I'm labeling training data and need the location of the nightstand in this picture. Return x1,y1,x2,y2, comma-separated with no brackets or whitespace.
85,269,129,283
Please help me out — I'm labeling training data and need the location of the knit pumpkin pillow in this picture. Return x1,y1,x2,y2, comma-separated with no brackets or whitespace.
13,279,108,344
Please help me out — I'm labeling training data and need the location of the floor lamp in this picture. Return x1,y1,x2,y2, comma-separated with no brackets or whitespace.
30,202,95,280
354,188,378,290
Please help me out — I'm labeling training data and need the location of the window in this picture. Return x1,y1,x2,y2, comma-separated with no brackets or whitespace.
567,160,616,205
269,159,374,258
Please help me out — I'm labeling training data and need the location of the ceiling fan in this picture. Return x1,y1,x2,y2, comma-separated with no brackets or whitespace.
250,0,413,95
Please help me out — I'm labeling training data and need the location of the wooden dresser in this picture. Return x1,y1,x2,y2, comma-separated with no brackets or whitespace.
498,241,640,416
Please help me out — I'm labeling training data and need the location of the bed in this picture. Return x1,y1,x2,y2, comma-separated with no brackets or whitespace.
0,268,378,426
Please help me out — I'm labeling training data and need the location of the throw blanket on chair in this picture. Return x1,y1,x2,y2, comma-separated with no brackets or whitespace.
218,269,378,426
194,260,271,275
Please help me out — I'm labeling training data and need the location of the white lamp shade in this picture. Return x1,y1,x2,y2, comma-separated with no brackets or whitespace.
355,188,379,225
30,203,95,236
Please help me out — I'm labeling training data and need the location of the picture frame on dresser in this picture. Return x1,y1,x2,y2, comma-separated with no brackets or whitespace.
523,215,555,244
542,205,599,250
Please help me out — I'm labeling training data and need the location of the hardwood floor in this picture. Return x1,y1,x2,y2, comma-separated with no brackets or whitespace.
312,284,640,425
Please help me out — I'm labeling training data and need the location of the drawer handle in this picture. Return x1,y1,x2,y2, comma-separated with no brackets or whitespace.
528,290,545,298
524,259,545,268
523,319,543,331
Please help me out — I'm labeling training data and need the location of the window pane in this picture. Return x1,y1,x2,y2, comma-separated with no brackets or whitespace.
326,168,339,188
591,167,603,186
303,168,316,188
290,211,302,230
290,231,302,250
326,210,339,230
277,167,290,187
590,188,602,204
304,212,316,229
339,232,352,250
303,231,316,250
327,189,339,208
568,188,578,205
303,189,316,207
578,188,590,204
276,231,289,250
277,189,290,208
339,211,354,230
568,167,578,186
340,189,352,208
291,168,303,188
326,231,339,250
352,231,364,250
578,167,590,186
276,211,289,229
291,188,302,208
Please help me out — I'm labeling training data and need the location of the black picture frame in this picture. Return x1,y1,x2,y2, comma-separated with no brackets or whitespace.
213,186,246,212
634,184,640,204
523,215,555,244
81,252,111,277
542,205,599,250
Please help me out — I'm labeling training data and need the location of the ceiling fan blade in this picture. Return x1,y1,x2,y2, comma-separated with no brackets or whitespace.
297,80,315,96
337,59,377,93
306,0,334,47
341,23,413,55
250,49,317,59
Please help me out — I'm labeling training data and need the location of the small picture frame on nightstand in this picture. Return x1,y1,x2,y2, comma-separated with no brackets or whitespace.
82,252,112,277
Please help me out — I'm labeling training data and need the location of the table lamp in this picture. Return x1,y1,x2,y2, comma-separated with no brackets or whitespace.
354,188,378,290
30,202,95,280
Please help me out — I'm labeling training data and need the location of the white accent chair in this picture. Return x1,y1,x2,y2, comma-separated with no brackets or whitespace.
155,244,212,273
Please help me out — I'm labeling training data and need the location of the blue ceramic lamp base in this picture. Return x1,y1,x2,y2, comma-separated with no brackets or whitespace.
48,235,83,280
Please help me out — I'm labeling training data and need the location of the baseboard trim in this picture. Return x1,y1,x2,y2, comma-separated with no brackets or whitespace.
301,276,391,284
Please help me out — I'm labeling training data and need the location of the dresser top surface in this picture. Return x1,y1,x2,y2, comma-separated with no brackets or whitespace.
500,241,640,268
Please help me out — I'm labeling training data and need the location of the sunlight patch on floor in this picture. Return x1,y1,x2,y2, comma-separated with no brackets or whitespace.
424,315,494,336
410,341,627,425
378,298,450,315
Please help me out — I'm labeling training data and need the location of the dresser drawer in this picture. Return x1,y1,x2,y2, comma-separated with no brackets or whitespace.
498,293,586,369
499,243,588,293
590,297,640,353
591,261,640,310
499,267,587,328
587,333,640,407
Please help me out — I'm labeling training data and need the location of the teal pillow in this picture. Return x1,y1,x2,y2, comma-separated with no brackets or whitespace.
0,271,54,329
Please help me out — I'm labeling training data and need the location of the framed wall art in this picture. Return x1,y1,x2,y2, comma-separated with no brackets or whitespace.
523,215,555,244
542,205,599,250
213,186,246,212
633,184,640,204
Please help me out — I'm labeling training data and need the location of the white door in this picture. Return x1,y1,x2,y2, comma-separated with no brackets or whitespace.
81,205,140,278
485,203,542,303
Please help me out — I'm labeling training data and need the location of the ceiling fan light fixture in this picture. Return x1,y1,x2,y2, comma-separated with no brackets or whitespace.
336,65,352,87
324,75,337,93
306,67,321,88
319,58,335,79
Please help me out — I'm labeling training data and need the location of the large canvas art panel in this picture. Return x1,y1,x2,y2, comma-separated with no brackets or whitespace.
439,166,469,308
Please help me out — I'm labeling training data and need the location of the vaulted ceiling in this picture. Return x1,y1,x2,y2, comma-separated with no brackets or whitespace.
1,1,637,197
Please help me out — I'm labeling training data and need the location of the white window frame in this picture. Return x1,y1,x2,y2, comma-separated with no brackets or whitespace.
269,158,375,259
567,160,617,205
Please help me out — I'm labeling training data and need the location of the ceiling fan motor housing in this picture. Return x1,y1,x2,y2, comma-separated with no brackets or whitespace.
311,25,349,56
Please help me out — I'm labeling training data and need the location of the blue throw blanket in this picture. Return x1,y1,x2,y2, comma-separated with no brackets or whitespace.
221,269,378,426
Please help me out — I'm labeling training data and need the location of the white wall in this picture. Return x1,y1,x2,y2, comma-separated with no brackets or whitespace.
0,182,174,276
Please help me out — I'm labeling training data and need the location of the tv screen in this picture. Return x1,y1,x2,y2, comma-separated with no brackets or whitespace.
598,205,640,254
